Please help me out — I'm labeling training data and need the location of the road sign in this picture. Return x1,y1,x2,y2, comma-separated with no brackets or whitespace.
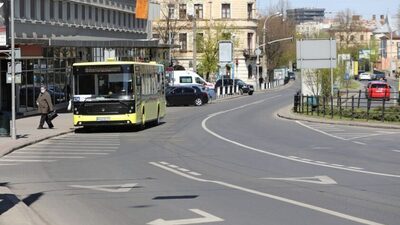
147,209,224,225
296,39,337,69
255,48,261,56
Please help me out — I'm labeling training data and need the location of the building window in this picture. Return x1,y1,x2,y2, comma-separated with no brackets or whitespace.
95,8,99,22
30,0,36,19
179,33,187,51
82,5,86,20
107,10,111,24
19,0,26,18
40,0,45,20
360,35,364,41
168,5,175,19
194,4,203,19
247,3,253,19
247,33,253,51
74,4,78,20
197,33,204,53
49,0,54,19
340,35,344,42
88,6,92,20
113,11,116,25
58,1,63,19
221,4,230,19
179,4,187,19
397,43,400,59
128,14,131,27
67,2,71,20
101,8,105,23
350,35,355,41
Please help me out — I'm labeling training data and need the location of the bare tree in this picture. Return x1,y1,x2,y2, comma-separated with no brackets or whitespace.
153,0,189,45
331,9,366,48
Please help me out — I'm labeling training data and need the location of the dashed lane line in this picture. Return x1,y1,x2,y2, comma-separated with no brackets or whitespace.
352,141,367,145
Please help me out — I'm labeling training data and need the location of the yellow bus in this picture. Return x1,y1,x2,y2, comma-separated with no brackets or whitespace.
72,60,166,128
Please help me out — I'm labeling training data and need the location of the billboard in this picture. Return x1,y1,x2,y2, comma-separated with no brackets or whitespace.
0,0,9,47
136,0,149,19
218,41,233,63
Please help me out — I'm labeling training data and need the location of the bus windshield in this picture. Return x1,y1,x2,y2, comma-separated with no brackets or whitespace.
76,72,134,100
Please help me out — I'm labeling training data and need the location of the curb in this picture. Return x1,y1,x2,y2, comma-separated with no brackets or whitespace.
276,105,400,130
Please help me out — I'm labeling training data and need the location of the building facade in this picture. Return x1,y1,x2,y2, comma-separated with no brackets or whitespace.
1,0,161,115
287,8,325,24
153,0,258,83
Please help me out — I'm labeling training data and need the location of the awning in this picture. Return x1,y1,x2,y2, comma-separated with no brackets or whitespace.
15,36,161,48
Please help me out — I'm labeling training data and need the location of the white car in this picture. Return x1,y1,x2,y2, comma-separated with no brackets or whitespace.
359,72,371,81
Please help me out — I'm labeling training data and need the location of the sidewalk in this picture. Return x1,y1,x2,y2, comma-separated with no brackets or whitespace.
276,104,400,129
0,113,74,157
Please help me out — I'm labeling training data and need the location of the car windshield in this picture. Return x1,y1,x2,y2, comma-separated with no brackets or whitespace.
371,84,387,88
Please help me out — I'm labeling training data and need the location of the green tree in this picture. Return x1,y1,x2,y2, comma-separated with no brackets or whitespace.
197,22,236,81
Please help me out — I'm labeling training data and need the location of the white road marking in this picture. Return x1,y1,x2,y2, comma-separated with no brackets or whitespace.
147,209,224,225
159,161,169,165
348,167,363,170
20,149,115,152
169,164,179,168
201,97,400,178
5,156,85,159
315,161,327,164
331,164,344,167
288,156,299,159
178,168,190,172
35,143,119,146
150,162,383,225
26,146,118,149
300,158,312,162
352,141,367,145
261,175,337,185
188,172,202,176
392,150,400,153
70,183,137,193
0,163,18,166
295,121,346,140
0,159,56,162
14,152,109,155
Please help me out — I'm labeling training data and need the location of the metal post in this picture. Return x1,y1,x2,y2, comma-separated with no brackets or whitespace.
330,37,334,97
11,0,16,140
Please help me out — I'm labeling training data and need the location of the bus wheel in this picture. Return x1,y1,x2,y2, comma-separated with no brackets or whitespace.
194,98,203,106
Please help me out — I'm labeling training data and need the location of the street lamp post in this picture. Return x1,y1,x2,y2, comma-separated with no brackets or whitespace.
262,12,282,84
10,0,16,140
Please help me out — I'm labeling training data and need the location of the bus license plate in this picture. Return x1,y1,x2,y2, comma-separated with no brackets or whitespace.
96,117,111,121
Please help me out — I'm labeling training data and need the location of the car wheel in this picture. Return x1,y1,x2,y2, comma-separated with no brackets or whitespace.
248,91,253,95
194,98,203,106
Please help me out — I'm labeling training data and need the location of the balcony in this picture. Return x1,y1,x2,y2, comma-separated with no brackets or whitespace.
243,48,258,58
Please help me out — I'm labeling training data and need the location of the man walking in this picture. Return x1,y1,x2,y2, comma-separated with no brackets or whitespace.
36,85,54,129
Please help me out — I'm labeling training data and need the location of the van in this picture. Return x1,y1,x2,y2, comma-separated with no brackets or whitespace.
168,70,213,88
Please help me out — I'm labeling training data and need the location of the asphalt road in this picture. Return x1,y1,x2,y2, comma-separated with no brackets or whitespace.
1,81,400,225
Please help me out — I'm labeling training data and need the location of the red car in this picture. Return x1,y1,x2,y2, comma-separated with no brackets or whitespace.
365,81,391,100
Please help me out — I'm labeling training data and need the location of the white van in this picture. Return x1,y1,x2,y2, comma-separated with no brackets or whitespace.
168,70,214,88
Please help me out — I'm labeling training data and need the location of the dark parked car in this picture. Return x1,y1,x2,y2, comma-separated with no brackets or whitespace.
215,78,254,95
288,72,295,80
166,86,209,106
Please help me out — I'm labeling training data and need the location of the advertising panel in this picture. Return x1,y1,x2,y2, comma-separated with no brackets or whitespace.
136,0,149,19
0,0,8,47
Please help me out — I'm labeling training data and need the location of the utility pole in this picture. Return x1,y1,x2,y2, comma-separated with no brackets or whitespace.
11,0,16,140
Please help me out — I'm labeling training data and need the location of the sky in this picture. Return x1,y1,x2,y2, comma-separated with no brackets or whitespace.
257,0,400,19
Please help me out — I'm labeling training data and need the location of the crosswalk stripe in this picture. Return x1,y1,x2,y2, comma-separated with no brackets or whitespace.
14,152,109,155
5,156,85,159
20,149,115,152
0,159,56,162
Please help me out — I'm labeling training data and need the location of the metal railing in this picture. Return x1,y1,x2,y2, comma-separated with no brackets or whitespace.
293,90,400,122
